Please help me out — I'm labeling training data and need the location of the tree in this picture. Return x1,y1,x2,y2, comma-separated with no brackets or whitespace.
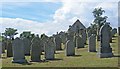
92,7,108,40
2,28,18,39
20,31,31,39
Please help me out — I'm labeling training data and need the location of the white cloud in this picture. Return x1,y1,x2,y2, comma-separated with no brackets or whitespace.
1,1,119,36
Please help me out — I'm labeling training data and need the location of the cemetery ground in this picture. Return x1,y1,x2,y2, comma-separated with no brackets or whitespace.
1,34,119,68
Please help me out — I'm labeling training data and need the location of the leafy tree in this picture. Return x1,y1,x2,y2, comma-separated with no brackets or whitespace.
2,28,18,39
20,31,31,39
92,7,108,40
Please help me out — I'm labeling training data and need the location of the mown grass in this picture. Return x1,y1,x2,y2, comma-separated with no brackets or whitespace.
1,34,119,68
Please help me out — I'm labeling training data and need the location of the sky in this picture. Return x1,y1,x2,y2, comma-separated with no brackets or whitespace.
0,0,119,37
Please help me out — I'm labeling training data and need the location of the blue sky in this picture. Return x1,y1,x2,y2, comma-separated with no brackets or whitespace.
0,0,119,36
1,2,62,22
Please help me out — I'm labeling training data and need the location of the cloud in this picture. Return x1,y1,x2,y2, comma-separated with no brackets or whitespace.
1,1,118,36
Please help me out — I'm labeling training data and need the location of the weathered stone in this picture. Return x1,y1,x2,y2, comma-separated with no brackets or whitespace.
65,33,75,56
98,23,113,58
81,30,87,44
2,41,5,53
54,35,62,50
88,34,96,52
31,37,42,62
76,35,84,48
65,40,75,56
0,42,2,58
44,37,55,60
87,30,92,38
7,39,13,57
111,28,117,37
23,38,31,55
12,37,27,63
59,32,67,45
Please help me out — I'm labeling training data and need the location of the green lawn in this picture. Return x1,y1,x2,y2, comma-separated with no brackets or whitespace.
1,34,119,68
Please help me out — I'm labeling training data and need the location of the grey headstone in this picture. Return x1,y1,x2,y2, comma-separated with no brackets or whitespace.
12,37,27,63
111,28,117,37
87,30,92,38
7,40,13,57
65,34,75,56
2,41,5,53
81,31,87,44
23,38,31,55
88,34,96,52
54,35,62,50
44,38,55,60
98,23,113,58
76,35,84,48
0,42,2,58
31,37,42,62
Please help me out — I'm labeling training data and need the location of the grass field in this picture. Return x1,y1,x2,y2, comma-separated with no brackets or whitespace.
1,34,119,68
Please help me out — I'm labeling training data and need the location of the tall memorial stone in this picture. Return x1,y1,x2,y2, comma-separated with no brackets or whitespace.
88,34,96,52
12,37,27,63
2,41,5,53
7,39,13,57
23,38,31,55
98,23,113,58
65,33,75,56
0,42,2,58
54,35,62,50
31,37,42,62
76,35,84,48
44,37,55,60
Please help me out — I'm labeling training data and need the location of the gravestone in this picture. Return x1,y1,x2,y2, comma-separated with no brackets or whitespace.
7,39,13,57
12,37,27,63
76,35,84,48
59,32,67,45
98,23,113,58
31,37,42,62
44,37,55,60
0,42,2,58
88,34,96,52
41,35,48,52
65,33,75,56
2,41,5,53
81,30,87,44
87,30,92,38
23,38,31,55
54,35,62,50
111,28,117,37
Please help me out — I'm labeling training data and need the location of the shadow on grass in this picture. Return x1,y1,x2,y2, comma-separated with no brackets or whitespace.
112,38,116,40
113,55,120,57
55,52,60,54
70,54,82,57
45,58,63,61
12,62,33,65
110,41,116,43
2,57,7,59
